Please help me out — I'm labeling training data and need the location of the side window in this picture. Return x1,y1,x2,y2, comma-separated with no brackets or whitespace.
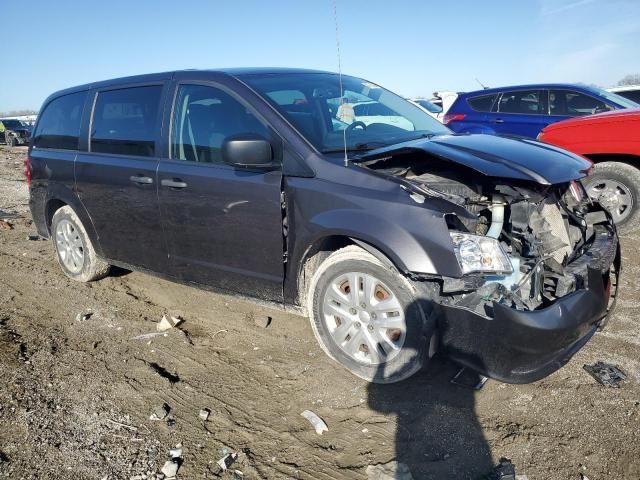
171,84,271,164
91,85,162,157
33,92,86,150
466,94,497,112
550,90,610,116
497,90,543,114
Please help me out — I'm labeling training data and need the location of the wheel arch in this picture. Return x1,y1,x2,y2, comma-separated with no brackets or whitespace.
583,153,640,168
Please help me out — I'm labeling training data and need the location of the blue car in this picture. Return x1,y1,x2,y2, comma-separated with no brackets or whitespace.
444,83,639,139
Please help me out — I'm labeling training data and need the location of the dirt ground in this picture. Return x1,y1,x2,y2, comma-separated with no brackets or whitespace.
0,144,639,480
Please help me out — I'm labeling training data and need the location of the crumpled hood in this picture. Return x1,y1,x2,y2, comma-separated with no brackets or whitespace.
354,133,592,185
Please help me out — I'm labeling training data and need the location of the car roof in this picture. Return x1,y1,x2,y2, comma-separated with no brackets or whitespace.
607,85,640,92
44,68,338,102
460,83,598,97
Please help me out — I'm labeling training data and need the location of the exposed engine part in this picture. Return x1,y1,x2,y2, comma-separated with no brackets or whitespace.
486,195,506,239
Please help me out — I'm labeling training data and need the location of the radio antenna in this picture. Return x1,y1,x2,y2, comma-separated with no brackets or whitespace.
475,77,489,90
332,0,349,167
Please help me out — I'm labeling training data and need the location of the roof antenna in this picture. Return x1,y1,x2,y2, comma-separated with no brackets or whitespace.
475,77,489,90
332,0,349,167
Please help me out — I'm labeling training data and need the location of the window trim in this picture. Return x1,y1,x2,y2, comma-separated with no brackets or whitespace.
495,89,546,116
31,90,89,152
465,93,498,113
88,81,166,159
166,80,283,169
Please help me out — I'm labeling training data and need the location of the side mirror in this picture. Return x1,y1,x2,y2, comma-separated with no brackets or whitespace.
222,134,274,168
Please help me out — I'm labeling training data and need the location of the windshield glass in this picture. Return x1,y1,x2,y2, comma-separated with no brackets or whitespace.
1,119,24,129
241,73,450,153
587,86,640,108
415,99,443,114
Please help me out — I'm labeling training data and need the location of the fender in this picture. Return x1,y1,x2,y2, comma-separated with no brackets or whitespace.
43,183,104,258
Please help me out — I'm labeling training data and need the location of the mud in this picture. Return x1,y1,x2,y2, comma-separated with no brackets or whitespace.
1,145,639,479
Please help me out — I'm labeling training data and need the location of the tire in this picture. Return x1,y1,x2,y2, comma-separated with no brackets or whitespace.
307,245,435,383
582,161,640,234
51,206,111,282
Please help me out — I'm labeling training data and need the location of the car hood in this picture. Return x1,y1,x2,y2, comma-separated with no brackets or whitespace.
353,133,591,185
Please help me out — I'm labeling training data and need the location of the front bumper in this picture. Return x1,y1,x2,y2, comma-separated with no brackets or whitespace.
436,226,620,384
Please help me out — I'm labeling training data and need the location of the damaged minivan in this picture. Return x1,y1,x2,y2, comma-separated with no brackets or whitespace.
28,69,620,384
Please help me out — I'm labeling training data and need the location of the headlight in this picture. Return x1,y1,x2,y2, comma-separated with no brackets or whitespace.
450,232,513,274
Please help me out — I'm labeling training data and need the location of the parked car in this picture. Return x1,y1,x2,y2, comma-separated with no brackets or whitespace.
0,118,32,146
607,85,640,104
538,108,640,232
408,98,443,120
444,84,639,139
27,69,619,384
430,90,458,115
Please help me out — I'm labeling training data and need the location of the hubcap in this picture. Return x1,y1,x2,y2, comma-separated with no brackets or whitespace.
321,272,406,365
55,219,85,274
586,179,633,224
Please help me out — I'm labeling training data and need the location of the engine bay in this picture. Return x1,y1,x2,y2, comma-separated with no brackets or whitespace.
364,155,616,314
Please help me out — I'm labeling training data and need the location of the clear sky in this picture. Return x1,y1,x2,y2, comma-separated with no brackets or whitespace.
2,0,639,111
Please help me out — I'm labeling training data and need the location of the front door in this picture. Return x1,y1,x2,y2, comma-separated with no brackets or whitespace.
157,82,284,301
487,89,547,138
75,84,167,271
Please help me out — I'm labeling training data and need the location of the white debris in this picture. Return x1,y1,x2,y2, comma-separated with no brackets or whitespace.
366,461,414,480
157,314,183,332
199,408,211,421
169,447,183,458
217,452,238,471
300,410,328,435
149,403,170,421
161,460,179,478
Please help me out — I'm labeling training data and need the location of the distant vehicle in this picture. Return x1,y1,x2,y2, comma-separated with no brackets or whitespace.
351,101,414,130
0,119,32,146
607,85,640,104
538,108,640,232
408,98,443,120
444,84,639,139
431,90,458,115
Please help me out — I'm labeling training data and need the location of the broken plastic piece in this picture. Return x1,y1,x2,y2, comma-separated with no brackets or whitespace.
583,362,627,387
301,410,328,435
217,452,238,471
157,314,183,332
149,403,171,421
485,457,516,480
75,312,93,322
450,367,488,390
199,408,211,421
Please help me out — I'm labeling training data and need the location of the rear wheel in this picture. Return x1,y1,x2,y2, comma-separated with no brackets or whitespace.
307,245,435,383
51,206,111,282
583,161,640,233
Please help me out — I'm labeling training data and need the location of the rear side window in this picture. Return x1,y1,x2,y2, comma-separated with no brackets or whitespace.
616,90,640,104
33,92,86,150
498,90,543,114
466,94,497,112
91,85,162,157
550,90,610,116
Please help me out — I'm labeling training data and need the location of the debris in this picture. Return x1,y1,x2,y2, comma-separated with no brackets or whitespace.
199,408,211,421
254,315,272,328
233,470,244,479
75,311,93,322
484,458,516,480
169,447,183,458
217,451,239,471
105,418,138,431
131,332,167,341
27,234,40,241
450,367,488,390
149,403,171,421
366,461,414,480
161,459,179,478
301,410,328,435
583,362,627,387
0,219,13,230
157,314,183,332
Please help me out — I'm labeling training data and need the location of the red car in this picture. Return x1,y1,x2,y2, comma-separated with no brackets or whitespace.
539,109,640,232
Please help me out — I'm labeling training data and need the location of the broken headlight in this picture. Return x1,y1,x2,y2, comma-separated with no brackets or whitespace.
450,232,513,275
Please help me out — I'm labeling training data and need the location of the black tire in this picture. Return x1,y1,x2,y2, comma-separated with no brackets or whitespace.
307,245,435,383
583,161,640,234
51,206,111,282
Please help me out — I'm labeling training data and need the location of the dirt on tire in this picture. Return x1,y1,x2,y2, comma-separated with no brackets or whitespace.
1,145,639,479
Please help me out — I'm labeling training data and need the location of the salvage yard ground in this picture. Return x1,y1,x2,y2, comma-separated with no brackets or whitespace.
0,144,639,479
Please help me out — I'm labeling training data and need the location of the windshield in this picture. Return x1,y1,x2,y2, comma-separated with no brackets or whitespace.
1,119,24,129
414,99,443,114
241,73,450,153
586,86,640,109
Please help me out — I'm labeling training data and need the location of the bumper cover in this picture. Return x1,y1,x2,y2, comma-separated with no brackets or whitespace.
437,227,620,384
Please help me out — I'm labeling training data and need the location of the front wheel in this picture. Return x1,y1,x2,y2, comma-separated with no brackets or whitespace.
307,245,434,383
583,161,640,234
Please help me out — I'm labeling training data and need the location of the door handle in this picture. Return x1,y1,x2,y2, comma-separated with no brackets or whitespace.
129,175,153,185
494,118,505,124
161,179,188,189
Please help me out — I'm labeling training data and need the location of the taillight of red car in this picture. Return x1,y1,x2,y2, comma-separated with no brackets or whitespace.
24,156,32,189
443,113,466,127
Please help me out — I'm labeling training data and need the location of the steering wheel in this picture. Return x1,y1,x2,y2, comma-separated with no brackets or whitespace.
345,121,367,133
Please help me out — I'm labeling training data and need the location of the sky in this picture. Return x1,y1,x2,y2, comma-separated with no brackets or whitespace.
2,0,639,112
